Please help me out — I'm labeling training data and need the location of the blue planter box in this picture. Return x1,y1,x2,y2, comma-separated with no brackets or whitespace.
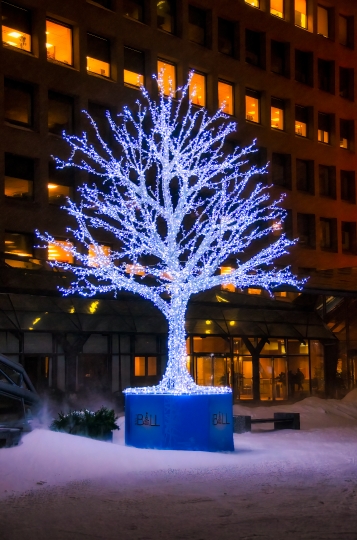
125,393,234,452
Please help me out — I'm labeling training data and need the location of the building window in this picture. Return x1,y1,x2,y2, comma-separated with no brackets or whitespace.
157,59,176,96
297,213,315,247
295,105,308,137
48,92,73,136
218,18,234,56
341,170,355,203
341,222,356,253
271,98,284,130
339,15,353,48
188,5,206,47
2,1,31,52
87,101,113,142
320,218,337,251
5,153,34,199
295,0,307,29
123,0,144,22
271,40,289,77
48,240,74,263
295,50,313,86
88,244,111,267
245,29,264,68
271,0,284,18
245,0,259,8
317,6,329,38
339,67,354,101
218,81,233,115
87,34,110,78
318,113,331,144
318,59,334,94
189,71,206,107
319,165,336,198
340,119,354,150
272,153,291,189
4,79,32,128
245,89,260,123
5,231,33,258
296,159,314,193
48,161,73,205
124,47,144,88
157,0,175,34
134,356,158,376
46,20,73,66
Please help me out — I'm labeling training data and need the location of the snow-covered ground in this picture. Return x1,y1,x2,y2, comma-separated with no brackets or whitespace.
1,391,357,539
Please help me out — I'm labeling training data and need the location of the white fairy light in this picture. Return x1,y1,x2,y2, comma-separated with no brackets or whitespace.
37,73,304,396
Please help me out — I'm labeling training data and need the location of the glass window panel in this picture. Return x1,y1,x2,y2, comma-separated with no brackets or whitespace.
48,92,73,136
261,339,286,354
218,18,234,56
48,240,74,263
189,72,206,107
134,356,145,376
4,79,32,127
5,177,33,199
5,153,34,199
310,340,324,395
295,120,306,136
2,1,31,52
157,0,175,33
259,358,273,401
123,0,144,21
288,357,309,396
295,0,307,28
317,6,329,37
5,231,33,257
271,100,284,130
271,0,284,18
48,183,71,205
88,244,111,267
46,20,73,65
157,60,176,96
124,47,144,88
87,34,110,77
218,81,233,115
245,90,259,123
236,357,253,399
339,15,348,46
188,5,206,46
147,357,157,376
220,266,235,292
245,0,260,7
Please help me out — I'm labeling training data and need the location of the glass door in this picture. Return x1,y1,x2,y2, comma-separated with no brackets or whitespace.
234,356,253,400
273,357,287,400
195,355,229,387
259,358,273,400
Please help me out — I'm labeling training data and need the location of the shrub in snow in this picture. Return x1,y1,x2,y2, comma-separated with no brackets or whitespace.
50,407,119,441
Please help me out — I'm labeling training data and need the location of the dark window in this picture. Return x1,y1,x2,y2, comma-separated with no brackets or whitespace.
248,146,267,182
340,119,354,150
48,92,73,136
295,105,309,137
271,40,289,77
296,159,314,193
317,5,330,38
341,222,356,253
123,0,144,21
5,153,34,199
318,59,335,93
341,170,355,203
157,0,175,34
245,29,265,68
87,101,113,142
320,218,337,251
284,209,293,240
87,33,110,77
339,15,354,48
318,112,332,144
188,5,206,46
2,1,31,52
272,153,291,189
295,50,313,86
4,79,33,128
218,18,234,56
4,231,33,258
339,67,354,100
297,213,316,248
48,161,74,205
319,165,336,198
123,47,144,87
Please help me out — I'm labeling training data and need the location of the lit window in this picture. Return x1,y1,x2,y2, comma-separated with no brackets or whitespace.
148,357,157,376
48,184,71,204
157,59,176,96
124,47,144,88
245,0,260,7
245,89,260,123
2,2,31,52
189,71,206,107
87,34,110,77
134,356,145,376
46,20,73,66
271,98,284,130
295,0,307,29
220,267,235,292
340,119,353,150
123,0,144,21
218,81,233,115
48,161,74,205
5,153,33,199
48,240,74,263
157,0,175,33
88,244,111,267
317,6,329,37
5,232,33,265
134,356,157,376
4,79,32,127
271,0,284,18
295,105,308,137
248,288,261,295
318,113,330,144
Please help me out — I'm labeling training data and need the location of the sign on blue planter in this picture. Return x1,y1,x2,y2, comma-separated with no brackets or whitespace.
125,393,234,452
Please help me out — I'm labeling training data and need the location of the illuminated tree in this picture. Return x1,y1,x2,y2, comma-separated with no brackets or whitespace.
39,75,301,395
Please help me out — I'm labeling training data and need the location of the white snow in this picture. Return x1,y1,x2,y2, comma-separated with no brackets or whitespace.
1,391,357,500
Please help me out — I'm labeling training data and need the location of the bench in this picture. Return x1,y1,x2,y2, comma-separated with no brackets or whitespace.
233,412,300,434
0,427,22,448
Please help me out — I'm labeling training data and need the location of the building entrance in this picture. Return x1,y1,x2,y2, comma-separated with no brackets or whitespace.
194,355,230,387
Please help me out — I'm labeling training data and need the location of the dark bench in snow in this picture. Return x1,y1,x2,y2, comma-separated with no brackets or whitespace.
233,412,300,434
0,427,22,448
